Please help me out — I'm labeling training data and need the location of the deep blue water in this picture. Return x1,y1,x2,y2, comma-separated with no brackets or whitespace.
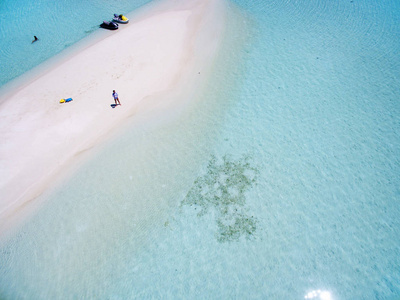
0,0,399,299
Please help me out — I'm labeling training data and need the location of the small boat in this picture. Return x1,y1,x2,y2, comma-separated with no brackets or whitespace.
100,21,118,30
113,14,129,24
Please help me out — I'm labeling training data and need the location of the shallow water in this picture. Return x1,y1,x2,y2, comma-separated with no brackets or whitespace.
1,0,400,299
0,0,151,87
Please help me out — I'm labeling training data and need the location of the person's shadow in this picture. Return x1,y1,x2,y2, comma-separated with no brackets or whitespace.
111,104,117,108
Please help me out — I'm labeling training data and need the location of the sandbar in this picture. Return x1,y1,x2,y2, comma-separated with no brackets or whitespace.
0,0,227,237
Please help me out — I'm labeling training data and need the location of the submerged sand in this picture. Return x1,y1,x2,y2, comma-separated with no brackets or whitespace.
0,0,227,236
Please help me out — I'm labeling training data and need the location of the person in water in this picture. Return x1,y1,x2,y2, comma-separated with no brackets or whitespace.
32,36,38,43
112,90,121,105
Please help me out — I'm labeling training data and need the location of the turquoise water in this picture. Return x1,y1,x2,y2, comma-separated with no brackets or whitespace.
0,0,151,87
1,0,400,299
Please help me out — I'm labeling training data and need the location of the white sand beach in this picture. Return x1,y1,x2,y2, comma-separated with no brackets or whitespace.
0,0,227,236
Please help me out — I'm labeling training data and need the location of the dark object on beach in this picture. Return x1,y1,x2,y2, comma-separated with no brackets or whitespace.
100,21,118,30
32,36,38,43
113,14,129,24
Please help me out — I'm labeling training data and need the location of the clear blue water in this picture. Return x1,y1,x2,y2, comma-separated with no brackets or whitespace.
0,0,151,87
1,0,400,299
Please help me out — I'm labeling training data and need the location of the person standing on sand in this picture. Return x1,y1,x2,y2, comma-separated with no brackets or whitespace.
112,90,121,105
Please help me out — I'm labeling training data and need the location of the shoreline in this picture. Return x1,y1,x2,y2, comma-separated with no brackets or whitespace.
0,0,227,238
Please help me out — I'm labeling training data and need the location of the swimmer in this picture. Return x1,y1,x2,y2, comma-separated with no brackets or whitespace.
32,36,38,43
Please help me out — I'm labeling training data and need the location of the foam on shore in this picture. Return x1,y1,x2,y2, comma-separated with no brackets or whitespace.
0,0,227,236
